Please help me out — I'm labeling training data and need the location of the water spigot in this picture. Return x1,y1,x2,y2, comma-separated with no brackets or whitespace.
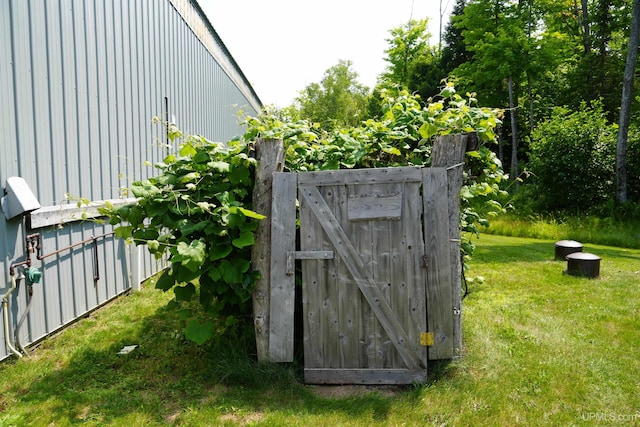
24,267,42,285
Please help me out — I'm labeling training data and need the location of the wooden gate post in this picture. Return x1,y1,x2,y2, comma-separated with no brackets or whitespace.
431,133,475,359
251,138,284,362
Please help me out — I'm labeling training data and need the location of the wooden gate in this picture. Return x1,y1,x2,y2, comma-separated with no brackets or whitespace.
268,166,455,385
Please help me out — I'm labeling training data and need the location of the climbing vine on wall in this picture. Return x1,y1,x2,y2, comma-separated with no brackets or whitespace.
100,123,263,344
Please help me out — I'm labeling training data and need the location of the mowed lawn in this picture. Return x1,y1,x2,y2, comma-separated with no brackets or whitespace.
0,234,638,426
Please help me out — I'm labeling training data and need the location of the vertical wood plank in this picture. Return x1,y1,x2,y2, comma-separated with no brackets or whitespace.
402,180,429,367
431,134,470,359
251,138,284,362
320,185,341,369
423,168,453,359
349,183,384,369
377,183,401,369
300,185,324,369
333,185,360,369
268,172,297,362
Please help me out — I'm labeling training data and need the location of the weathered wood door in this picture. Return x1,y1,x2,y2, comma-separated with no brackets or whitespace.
292,166,453,385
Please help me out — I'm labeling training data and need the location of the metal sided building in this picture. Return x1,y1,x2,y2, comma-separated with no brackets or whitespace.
1,0,262,361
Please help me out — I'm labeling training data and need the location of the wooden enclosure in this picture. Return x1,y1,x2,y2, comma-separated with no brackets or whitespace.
252,135,469,385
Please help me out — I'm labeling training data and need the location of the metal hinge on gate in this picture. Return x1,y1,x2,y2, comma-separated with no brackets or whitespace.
420,332,434,346
286,250,334,275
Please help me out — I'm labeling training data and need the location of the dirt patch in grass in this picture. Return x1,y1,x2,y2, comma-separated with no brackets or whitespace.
219,411,265,425
307,385,406,398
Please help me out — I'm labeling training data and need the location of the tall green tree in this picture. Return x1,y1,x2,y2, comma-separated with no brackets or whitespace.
558,0,630,116
380,18,434,88
295,60,370,131
441,0,472,76
450,0,571,178
454,0,528,178
616,0,640,203
378,18,446,101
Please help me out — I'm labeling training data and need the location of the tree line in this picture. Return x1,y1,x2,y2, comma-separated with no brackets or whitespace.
290,0,640,218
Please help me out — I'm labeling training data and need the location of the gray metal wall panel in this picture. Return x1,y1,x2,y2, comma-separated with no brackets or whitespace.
1,0,261,361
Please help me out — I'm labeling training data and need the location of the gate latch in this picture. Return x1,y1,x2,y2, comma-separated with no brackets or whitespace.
286,250,334,275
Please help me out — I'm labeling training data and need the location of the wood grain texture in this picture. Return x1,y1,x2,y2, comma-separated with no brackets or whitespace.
431,134,469,359
297,166,422,186
268,172,297,362
423,168,453,359
251,138,284,362
275,165,456,384
347,192,402,221
299,181,423,371
299,183,329,369
400,179,429,367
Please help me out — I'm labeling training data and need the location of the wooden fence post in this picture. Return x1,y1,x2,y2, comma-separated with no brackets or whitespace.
431,133,475,359
251,138,285,362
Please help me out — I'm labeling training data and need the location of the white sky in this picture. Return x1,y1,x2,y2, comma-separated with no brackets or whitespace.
199,0,453,108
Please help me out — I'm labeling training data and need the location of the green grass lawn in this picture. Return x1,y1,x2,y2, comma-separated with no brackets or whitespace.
0,234,639,426
484,213,640,249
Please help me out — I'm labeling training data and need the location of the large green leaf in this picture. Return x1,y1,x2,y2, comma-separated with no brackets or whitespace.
144,201,168,217
418,122,438,140
209,161,230,172
178,172,200,184
219,258,250,284
131,180,162,198
127,205,145,227
193,151,210,164
174,240,206,272
229,166,250,185
132,227,159,243
178,219,210,237
219,260,241,284
172,263,200,284
155,269,175,291
114,225,134,240
230,206,267,220
179,142,197,157
232,231,254,248
114,204,131,220
174,283,196,302
209,243,233,261
185,320,215,345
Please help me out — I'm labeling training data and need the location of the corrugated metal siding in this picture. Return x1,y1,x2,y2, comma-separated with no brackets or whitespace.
1,0,262,361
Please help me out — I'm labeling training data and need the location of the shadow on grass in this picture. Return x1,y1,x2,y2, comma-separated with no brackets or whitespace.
7,299,437,425
472,237,554,263
471,234,640,265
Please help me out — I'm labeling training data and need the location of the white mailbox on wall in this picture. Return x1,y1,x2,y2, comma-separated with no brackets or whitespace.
1,177,41,220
